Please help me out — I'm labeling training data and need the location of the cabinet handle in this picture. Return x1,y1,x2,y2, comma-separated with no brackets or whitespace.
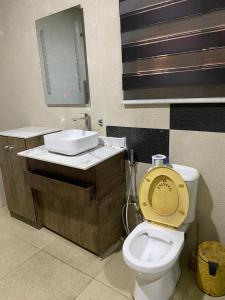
4,145,10,151
9,146,14,151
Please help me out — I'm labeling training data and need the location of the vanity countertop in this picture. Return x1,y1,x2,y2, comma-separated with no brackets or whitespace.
18,143,126,170
0,126,60,139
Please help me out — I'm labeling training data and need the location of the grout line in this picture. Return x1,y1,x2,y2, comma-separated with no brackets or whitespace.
99,281,132,300
72,279,132,300
0,250,41,282
94,276,133,299
0,213,57,250
41,240,119,279
94,251,120,279
0,222,42,253
92,251,134,299
39,250,94,298
41,248,93,280
0,210,131,298
72,279,94,300
91,246,123,279
2,228,52,251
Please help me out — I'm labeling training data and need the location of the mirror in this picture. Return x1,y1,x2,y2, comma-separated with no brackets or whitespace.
36,6,89,106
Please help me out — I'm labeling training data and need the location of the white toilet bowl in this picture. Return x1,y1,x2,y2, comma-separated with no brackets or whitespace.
123,221,184,300
123,221,184,276
122,164,200,300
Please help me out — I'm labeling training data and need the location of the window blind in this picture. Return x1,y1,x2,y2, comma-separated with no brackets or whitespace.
120,0,225,103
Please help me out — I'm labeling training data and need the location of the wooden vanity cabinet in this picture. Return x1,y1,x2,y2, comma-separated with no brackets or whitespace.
24,153,126,255
0,135,44,226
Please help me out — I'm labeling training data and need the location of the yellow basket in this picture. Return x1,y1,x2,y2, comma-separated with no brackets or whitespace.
197,241,225,297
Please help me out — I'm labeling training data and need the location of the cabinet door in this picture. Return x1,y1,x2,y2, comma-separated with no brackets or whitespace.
7,137,36,222
0,136,8,165
0,136,16,211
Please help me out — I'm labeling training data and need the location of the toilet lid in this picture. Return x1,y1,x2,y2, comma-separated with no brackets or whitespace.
139,167,189,228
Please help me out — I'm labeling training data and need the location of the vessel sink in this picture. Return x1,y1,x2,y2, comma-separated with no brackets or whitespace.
44,129,99,156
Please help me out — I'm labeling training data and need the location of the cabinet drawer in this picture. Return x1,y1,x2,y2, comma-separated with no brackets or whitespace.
24,171,95,205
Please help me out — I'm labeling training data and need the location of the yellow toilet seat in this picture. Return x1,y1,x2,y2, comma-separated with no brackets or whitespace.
139,167,189,229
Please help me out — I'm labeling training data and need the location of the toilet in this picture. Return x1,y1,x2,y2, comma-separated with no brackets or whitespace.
122,164,199,300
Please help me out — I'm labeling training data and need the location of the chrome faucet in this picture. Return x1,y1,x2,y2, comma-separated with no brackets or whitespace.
72,113,91,131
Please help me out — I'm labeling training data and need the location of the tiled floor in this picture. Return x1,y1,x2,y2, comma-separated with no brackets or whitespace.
0,206,224,300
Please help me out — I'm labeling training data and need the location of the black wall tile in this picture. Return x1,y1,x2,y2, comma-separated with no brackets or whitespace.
106,126,169,164
170,103,225,132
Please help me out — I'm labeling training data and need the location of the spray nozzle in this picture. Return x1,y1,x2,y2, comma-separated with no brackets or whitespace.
128,149,135,167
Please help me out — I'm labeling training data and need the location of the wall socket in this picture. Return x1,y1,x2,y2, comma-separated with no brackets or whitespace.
98,119,104,127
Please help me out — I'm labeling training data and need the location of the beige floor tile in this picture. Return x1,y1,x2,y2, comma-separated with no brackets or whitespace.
0,206,9,216
96,251,135,298
0,212,57,249
76,280,130,300
44,237,115,278
173,264,225,300
0,251,91,300
0,227,39,279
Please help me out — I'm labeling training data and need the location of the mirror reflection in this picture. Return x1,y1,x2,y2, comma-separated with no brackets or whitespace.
36,6,89,106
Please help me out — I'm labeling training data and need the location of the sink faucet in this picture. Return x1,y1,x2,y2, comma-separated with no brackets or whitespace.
72,113,91,131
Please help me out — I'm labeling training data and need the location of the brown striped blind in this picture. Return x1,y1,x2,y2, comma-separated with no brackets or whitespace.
120,0,225,102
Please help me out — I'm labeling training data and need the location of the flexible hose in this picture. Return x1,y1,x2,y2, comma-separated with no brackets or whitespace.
122,163,134,235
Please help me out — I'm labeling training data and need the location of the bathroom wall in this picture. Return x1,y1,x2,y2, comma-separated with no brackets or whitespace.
0,0,224,249
0,0,169,133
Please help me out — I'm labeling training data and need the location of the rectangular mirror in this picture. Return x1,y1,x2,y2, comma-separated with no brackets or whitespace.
36,6,89,106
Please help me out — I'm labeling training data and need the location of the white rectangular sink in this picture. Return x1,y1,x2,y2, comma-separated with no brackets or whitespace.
44,129,99,156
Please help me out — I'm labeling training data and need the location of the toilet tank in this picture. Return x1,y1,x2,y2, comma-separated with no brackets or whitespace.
172,164,200,224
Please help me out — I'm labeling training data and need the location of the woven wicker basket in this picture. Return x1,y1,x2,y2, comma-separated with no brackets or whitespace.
197,241,225,297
